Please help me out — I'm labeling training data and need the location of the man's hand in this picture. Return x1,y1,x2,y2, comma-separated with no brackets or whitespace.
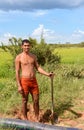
49,72,54,78
18,86,24,95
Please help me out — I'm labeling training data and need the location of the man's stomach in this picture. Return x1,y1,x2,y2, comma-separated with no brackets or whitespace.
21,71,36,79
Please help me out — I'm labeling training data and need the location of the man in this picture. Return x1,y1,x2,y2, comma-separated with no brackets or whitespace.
15,39,54,121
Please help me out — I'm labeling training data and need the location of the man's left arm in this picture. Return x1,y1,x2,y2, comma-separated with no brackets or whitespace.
34,56,54,77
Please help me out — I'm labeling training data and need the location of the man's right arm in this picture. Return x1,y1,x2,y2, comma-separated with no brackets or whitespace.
15,56,23,93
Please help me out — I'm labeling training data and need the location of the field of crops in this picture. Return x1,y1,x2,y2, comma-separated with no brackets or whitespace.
53,47,84,64
0,47,84,65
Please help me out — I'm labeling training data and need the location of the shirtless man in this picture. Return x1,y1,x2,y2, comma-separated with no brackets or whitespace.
15,39,54,121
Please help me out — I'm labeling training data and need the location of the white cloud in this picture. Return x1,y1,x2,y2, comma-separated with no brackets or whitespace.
72,30,84,39
0,33,16,45
76,30,84,35
31,24,67,43
31,24,44,37
31,24,54,41
34,10,47,17
31,25,84,43
4,32,13,38
1,27,84,44
0,0,84,11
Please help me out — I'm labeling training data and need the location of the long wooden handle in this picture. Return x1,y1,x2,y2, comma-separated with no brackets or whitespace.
51,76,54,114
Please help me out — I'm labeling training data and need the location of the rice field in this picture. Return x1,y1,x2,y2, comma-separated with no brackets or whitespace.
53,47,84,64
1,47,84,65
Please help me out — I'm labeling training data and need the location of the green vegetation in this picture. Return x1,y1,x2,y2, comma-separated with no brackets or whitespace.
0,38,84,125
1,37,60,66
0,48,13,78
53,47,84,64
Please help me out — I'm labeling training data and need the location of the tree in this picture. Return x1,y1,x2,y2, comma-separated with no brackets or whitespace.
1,37,22,58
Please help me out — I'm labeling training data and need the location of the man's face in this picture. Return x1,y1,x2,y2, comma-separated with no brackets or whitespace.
22,42,31,53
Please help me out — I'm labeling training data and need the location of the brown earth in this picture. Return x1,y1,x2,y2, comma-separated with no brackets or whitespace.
0,104,84,130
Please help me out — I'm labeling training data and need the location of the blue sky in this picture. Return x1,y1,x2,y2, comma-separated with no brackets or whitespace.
0,0,84,44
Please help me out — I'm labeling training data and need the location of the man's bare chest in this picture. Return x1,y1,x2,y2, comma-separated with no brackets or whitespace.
20,57,34,66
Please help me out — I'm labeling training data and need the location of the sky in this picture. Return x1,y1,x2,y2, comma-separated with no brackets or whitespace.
0,0,84,44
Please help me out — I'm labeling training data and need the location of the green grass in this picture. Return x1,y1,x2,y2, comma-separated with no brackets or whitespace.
0,49,14,78
0,48,12,66
53,47,84,64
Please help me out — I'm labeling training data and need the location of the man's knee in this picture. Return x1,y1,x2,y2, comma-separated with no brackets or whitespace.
33,98,39,105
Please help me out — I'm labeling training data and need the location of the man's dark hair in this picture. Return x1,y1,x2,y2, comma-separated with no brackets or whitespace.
22,39,31,45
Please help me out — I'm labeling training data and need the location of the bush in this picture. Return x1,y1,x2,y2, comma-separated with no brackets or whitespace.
1,37,61,66
62,65,84,78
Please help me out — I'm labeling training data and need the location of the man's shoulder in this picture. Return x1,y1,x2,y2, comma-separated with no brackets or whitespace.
15,53,22,61
30,53,36,58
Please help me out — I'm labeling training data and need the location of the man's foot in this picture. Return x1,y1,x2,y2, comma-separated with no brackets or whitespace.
34,115,40,122
23,117,28,120
22,115,28,120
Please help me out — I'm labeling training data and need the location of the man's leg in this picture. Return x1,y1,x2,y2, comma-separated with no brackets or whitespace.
32,94,39,120
22,93,28,120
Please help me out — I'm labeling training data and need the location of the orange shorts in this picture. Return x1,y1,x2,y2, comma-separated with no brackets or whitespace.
20,77,39,95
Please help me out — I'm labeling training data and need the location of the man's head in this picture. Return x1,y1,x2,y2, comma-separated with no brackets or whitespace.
21,39,31,53
22,39,31,45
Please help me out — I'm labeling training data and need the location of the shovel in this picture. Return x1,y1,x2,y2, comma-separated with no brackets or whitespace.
50,73,54,124
50,73,58,125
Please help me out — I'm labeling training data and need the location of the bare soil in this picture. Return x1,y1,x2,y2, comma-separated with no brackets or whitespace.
0,104,84,130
